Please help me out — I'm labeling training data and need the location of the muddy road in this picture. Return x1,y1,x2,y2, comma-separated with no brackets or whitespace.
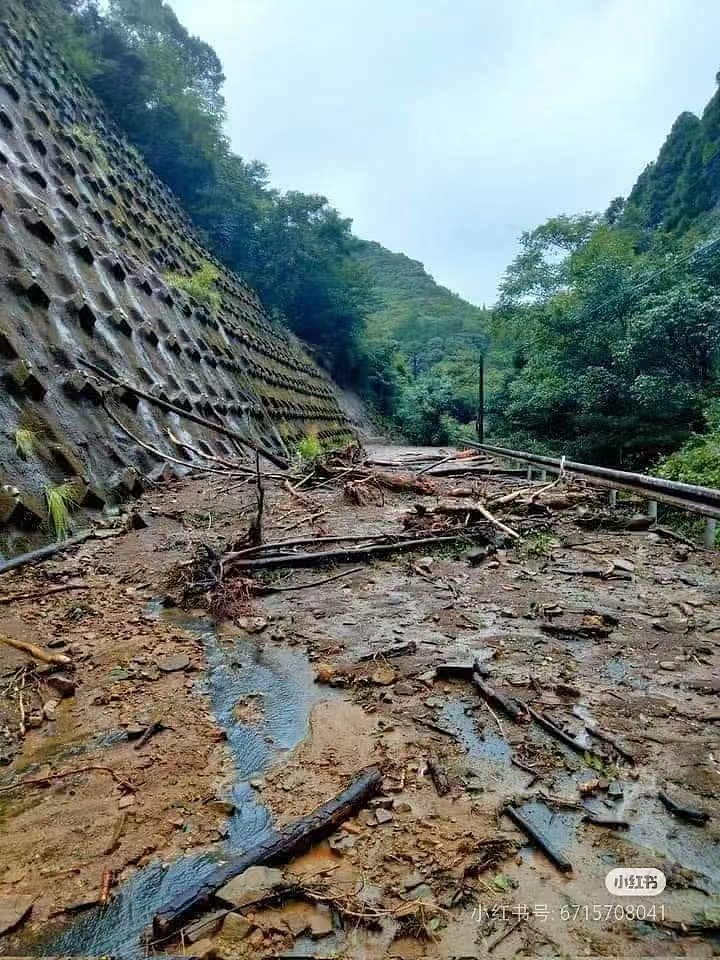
0,445,719,959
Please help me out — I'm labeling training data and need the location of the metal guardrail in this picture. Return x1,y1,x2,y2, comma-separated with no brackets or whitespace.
466,441,720,547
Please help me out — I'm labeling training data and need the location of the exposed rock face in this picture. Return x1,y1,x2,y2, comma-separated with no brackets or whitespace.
0,3,353,549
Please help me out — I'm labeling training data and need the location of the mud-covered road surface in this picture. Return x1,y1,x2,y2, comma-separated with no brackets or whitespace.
1,445,719,959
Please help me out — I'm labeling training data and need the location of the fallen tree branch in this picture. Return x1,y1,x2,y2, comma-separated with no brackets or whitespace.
471,672,528,723
151,764,382,941
527,706,594,758
79,357,289,469
283,479,319,510
425,464,526,478
474,502,520,540
489,479,558,508
104,403,226,475
583,722,635,764
224,532,397,561
488,916,526,952
249,452,265,545
1,635,72,666
0,582,88,605
511,755,540,786
256,567,364,593
280,509,327,532
0,764,136,795
411,715,459,739
359,640,417,661
224,533,489,573
166,428,250,472
416,454,455,477
0,531,96,576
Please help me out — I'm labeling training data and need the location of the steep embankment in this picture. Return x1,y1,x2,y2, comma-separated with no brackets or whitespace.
0,2,353,555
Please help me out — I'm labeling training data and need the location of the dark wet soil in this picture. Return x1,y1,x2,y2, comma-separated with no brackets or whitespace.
1,445,720,959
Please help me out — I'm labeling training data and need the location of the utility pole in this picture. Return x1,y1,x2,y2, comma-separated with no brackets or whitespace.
476,353,484,443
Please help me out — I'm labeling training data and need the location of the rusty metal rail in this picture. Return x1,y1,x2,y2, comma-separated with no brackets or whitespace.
465,441,720,547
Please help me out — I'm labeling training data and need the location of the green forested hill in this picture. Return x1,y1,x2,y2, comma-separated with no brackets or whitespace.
621,79,720,235
489,74,720,475
356,241,485,355
353,240,497,441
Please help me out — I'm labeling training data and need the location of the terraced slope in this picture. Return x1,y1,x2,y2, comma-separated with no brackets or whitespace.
0,2,353,552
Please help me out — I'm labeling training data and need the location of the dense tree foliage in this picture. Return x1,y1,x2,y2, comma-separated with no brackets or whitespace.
491,215,720,467
489,70,720,476
34,0,373,388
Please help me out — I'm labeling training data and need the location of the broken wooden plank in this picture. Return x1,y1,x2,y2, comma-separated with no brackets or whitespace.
427,759,450,795
504,805,572,872
471,672,528,723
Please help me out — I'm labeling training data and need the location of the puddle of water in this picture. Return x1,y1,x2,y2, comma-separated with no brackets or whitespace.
441,695,720,897
626,786,720,891
442,698,512,765
24,607,330,958
604,659,626,681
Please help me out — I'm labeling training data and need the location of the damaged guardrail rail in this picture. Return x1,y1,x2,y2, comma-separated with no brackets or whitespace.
465,441,720,548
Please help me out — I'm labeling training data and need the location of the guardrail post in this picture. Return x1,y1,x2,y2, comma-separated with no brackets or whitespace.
609,489,617,509
526,465,533,481
539,469,547,481
705,518,716,549
647,501,658,520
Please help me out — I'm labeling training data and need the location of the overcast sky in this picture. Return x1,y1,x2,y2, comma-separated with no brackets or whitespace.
170,0,720,305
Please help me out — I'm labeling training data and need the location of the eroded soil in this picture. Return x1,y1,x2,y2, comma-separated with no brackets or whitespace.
1,445,719,959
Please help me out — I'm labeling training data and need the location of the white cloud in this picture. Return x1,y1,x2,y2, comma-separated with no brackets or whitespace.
170,0,720,303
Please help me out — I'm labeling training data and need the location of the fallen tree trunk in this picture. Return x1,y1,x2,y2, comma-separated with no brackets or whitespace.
151,765,383,942
79,358,288,470
225,532,489,573
0,582,88,605
331,467,437,496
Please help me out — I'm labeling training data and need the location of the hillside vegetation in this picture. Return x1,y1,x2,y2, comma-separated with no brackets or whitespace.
31,1,720,479
490,76,720,477
36,0,490,443
353,241,495,442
